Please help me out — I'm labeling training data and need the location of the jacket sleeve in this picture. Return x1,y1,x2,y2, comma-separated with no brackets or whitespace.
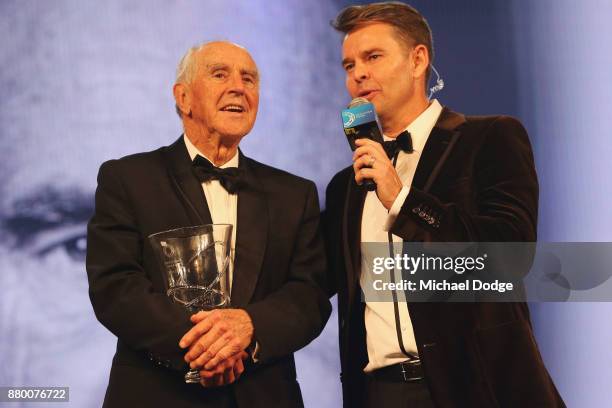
86,160,191,370
390,116,539,243
244,181,331,363
321,169,353,298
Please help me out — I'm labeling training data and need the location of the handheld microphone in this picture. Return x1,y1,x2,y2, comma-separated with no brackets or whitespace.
341,97,385,191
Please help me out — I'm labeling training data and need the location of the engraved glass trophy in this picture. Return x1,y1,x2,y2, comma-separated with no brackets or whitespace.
149,224,232,383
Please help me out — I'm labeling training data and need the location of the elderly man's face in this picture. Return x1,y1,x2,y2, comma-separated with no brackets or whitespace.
185,43,259,142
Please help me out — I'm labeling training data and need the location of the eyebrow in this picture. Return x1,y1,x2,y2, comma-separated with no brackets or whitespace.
206,63,230,72
0,187,93,247
206,63,259,80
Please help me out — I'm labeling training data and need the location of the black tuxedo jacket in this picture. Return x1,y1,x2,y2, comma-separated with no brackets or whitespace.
86,137,331,408
323,108,565,408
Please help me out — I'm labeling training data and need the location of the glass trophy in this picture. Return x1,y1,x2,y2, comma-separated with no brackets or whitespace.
149,224,232,383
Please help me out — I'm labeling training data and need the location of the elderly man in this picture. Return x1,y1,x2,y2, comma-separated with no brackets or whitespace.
323,3,564,408
86,41,330,408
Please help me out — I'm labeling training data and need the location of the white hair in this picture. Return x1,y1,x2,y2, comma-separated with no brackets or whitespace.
175,43,207,86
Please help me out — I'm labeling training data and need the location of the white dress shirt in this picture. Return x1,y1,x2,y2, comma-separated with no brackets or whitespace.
184,134,237,291
184,135,266,361
359,99,443,373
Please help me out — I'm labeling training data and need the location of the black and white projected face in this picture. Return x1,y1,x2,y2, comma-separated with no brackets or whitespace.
0,1,345,407
0,169,109,403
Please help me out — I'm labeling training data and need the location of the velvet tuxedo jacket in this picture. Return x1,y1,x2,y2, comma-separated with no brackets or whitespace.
86,137,331,408
323,108,565,408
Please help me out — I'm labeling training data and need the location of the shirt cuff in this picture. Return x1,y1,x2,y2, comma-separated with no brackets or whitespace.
384,186,410,231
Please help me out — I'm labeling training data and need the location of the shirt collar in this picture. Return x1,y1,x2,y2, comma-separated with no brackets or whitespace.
183,134,239,168
383,99,443,153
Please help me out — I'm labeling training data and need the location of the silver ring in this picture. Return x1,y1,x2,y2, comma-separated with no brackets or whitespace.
368,156,375,167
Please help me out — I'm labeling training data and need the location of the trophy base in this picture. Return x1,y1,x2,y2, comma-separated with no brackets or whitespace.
185,368,201,384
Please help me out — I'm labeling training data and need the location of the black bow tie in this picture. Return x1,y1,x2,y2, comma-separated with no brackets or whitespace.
383,130,413,159
192,155,245,194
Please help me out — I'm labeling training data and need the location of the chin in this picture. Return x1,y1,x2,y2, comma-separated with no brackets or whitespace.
219,128,250,144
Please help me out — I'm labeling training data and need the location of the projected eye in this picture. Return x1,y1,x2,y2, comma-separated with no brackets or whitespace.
33,224,88,262
52,235,87,261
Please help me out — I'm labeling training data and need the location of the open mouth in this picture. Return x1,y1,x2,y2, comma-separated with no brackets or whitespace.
220,104,245,113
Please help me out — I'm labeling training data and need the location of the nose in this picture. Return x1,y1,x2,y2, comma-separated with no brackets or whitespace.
351,61,369,83
228,72,246,95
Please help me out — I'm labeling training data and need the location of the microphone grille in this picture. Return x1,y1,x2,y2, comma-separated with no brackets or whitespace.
347,97,370,108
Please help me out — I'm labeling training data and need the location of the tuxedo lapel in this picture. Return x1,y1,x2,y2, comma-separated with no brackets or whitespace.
412,108,465,192
162,137,213,225
343,175,367,310
230,153,268,307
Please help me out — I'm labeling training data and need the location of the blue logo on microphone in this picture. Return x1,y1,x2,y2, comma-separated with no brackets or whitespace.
342,111,356,127
342,103,378,128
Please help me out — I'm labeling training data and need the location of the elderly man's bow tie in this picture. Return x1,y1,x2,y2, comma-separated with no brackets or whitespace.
383,130,413,159
192,155,245,194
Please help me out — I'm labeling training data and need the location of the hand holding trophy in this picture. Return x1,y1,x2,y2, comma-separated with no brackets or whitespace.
149,224,232,383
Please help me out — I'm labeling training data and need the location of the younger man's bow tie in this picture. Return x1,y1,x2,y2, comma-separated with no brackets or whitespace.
383,130,414,159
192,155,245,194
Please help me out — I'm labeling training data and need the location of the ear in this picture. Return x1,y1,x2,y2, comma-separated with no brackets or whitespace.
411,44,430,80
173,83,192,117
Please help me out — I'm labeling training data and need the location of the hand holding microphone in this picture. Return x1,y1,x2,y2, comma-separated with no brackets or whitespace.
352,138,403,210
341,97,402,208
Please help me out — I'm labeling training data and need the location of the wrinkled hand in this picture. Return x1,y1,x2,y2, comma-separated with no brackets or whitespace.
179,309,254,371
199,350,247,387
353,138,403,209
